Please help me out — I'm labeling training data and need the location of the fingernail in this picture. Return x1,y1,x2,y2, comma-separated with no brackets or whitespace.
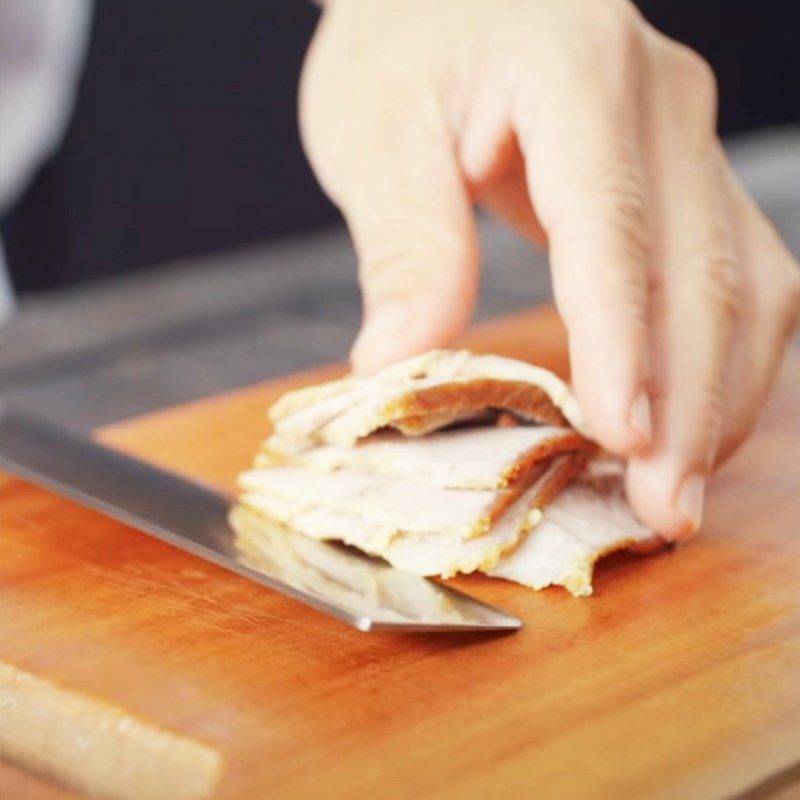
351,300,413,369
629,391,652,445
677,474,706,535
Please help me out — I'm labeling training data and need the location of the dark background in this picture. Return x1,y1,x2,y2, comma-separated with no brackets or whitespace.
3,0,799,294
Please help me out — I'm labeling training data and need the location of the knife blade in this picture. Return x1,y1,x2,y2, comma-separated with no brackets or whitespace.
0,406,521,633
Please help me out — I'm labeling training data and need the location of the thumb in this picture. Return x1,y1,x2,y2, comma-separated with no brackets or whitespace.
335,118,479,374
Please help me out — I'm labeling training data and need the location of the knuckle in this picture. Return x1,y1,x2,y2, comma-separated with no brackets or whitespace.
684,227,742,331
587,0,640,46
588,146,651,263
667,42,717,99
765,262,800,342
359,252,411,299
619,276,651,329
667,42,718,108
560,271,649,335
357,223,470,291
704,250,742,329
660,40,718,132
358,239,405,281
579,1,644,72
552,147,651,327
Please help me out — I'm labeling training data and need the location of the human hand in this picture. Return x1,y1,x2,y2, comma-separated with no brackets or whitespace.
300,0,800,540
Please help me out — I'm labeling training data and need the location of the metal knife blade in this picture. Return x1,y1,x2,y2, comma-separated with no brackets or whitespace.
0,406,521,633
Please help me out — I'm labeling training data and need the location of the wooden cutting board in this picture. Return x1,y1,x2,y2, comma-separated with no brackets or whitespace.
2,306,800,800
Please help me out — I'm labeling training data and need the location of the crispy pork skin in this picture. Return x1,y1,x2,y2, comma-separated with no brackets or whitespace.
266,350,586,457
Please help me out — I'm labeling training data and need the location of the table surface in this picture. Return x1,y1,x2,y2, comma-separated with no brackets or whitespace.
2,306,800,800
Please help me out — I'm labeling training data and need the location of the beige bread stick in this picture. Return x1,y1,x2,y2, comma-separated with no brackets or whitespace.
0,660,223,800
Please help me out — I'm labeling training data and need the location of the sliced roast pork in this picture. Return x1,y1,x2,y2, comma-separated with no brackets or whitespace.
239,452,586,576
264,350,586,458
486,461,653,595
257,425,588,489
235,350,657,596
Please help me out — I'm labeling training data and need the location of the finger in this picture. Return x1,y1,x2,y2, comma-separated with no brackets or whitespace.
627,43,741,540
330,94,479,374
716,164,800,461
512,30,654,457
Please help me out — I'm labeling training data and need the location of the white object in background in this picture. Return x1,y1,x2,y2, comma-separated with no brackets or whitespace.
0,241,15,322
0,0,93,323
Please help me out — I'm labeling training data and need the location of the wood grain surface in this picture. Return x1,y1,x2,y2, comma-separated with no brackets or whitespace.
2,306,800,800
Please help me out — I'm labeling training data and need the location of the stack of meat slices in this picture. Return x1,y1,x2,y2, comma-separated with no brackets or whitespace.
235,350,655,596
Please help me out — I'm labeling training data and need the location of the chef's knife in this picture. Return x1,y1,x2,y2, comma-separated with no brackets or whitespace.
0,406,521,633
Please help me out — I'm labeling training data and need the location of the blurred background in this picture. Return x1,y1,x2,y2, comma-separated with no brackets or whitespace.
1,0,798,430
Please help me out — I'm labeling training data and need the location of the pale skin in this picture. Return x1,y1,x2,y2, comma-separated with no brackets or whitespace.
300,0,800,541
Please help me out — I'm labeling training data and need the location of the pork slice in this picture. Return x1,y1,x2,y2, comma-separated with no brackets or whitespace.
380,453,584,576
373,350,581,426
265,385,362,451
239,453,582,577
265,350,586,456
485,464,654,596
277,425,589,489
239,465,504,543
268,375,354,421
